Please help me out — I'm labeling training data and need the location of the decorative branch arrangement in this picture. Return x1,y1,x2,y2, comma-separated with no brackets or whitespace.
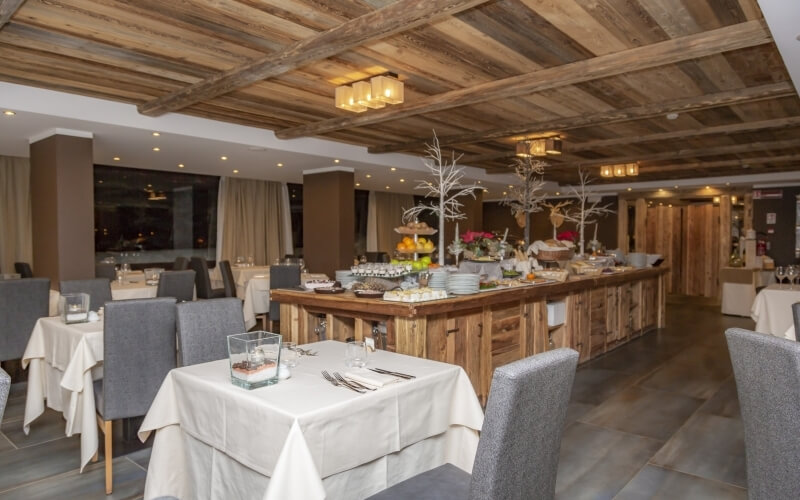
403,131,481,265
542,200,572,240
501,156,548,246
560,168,615,256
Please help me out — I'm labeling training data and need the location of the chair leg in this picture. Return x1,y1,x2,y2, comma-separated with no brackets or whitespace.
104,420,113,494
91,449,99,463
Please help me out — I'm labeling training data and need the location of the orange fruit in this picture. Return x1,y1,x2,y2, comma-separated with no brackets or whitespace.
526,272,535,280
396,241,406,251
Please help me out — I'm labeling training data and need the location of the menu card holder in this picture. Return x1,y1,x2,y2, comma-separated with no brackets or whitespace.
60,293,90,324
227,331,282,389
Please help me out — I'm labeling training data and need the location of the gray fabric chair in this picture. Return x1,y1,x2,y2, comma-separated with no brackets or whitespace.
173,256,189,271
725,327,800,500
0,367,10,424
14,262,33,278
367,348,579,500
60,278,112,312
793,303,800,341
93,297,177,494
156,270,195,303
176,297,245,366
0,277,50,362
95,262,117,280
188,257,225,299
219,260,237,298
267,264,301,330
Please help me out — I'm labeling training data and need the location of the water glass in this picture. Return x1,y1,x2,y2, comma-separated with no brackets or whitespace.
345,341,369,368
282,341,298,367
787,266,798,290
775,266,786,288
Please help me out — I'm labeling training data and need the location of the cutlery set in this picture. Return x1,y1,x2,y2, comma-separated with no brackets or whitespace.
321,368,415,393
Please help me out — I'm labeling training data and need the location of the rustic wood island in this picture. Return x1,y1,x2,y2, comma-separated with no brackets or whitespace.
273,267,667,403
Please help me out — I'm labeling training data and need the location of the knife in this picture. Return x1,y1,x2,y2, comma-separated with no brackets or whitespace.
369,367,416,379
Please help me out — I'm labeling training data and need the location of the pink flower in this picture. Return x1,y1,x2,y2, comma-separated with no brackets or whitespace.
557,230,579,243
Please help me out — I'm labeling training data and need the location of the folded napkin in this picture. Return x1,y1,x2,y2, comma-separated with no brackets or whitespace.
345,368,401,388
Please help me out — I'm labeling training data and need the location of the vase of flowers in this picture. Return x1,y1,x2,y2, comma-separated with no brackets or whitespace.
462,231,498,260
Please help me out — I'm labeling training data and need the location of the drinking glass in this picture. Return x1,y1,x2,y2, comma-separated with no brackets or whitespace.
345,341,368,368
787,266,797,290
281,341,298,367
247,255,254,267
775,266,786,289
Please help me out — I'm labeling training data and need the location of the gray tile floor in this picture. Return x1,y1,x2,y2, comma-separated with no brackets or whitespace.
0,300,750,499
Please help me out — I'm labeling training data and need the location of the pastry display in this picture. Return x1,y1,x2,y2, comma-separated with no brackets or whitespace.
394,221,437,235
383,287,447,302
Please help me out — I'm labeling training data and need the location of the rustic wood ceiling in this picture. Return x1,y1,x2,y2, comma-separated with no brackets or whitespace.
1,0,798,185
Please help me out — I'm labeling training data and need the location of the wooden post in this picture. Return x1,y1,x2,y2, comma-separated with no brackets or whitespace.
617,198,629,252
634,198,647,252
719,195,731,298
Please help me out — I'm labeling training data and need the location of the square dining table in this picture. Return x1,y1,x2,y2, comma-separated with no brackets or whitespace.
751,284,800,340
139,340,484,500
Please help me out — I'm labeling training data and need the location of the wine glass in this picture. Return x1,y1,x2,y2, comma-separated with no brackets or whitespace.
775,266,786,289
786,266,797,290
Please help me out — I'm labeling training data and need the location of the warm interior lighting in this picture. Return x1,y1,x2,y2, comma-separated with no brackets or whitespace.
600,165,614,178
601,163,638,178
626,163,639,176
152,132,160,137
178,163,185,168
152,147,160,152
335,86,366,112
147,191,167,201
336,73,403,113
276,163,283,167
529,139,547,157
713,196,720,204
353,81,383,109
545,137,562,155
113,156,121,161
3,110,15,116
515,140,531,157
731,195,738,204
613,164,626,177
516,138,555,157
371,75,404,104
233,169,239,174
221,156,228,161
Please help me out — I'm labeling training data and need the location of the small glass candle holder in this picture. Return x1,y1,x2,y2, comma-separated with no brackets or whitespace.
144,268,162,285
60,293,90,324
227,331,282,389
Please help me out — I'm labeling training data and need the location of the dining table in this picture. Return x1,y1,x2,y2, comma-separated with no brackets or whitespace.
209,264,272,297
21,316,105,471
750,284,800,341
241,272,329,330
138,340,484,500
48,272,158,316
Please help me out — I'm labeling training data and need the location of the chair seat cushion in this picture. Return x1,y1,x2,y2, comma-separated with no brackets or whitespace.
366,463,471,500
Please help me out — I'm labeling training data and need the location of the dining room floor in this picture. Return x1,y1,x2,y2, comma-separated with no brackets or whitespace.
0,298,751,499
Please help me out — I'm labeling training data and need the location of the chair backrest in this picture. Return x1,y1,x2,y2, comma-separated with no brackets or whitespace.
95,262,117,280
725,328,800,499
156,270,196,303
176,298,245,366
188,257,215,299
0,278,50,362
102,297,177,420
173,256,189,271
14,262,33,278
219,260,237,298
60,278,112,312
793,303,800,341
0,367,9,424
469,348,579,500
269,264,301,320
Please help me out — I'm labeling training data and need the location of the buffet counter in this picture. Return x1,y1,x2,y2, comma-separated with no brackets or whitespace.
272,267,667,403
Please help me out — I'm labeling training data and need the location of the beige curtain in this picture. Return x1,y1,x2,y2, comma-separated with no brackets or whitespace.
218,177,288,265
0,156,32,274
368,191,414,254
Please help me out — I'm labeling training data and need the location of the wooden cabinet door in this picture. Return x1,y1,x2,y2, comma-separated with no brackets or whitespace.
425,307,486,402
589,288,607,358
617,283,632,342
641,278,658,331
567,291,591,362
486,301,526,372
605,286,621,350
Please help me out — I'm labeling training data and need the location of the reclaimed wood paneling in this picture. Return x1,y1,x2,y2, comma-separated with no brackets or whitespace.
681,203,721,298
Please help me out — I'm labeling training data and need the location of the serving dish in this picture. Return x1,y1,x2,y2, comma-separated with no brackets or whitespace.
314,287,345,294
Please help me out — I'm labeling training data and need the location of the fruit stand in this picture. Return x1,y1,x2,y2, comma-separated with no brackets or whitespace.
393,221,437,272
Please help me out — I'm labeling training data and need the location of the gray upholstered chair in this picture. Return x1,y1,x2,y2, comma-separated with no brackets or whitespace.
173,256,189,271
793,303,800,341
267,264,301,330
367,348,579,500
156,270,195,303
725,327,800,499
0,277,50,362
14,262,33,278
0,367,10,424
188,257,225,299
176,297,245,366
93,297,177,494
60,278,112,312
95,262,117,280
218,260,237,298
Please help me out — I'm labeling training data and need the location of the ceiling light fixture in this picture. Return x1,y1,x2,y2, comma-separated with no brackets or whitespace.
221,156,228,161
666,112,679,120
152,147,160,152
233,169,239,174
400,178,405,183
276,163,283,167
147,190,167,201
334,159,340,163
3,110,15,116
390,167,397,171
113,156,121,161
356,182,361,187
600,163,639,178
178,163,185,168
365,174,372,178
335,73,403,113
152,132,160,137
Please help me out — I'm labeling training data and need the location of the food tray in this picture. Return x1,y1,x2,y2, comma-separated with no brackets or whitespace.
314,287,345,294
353,289,385,299
534,270,569,282
394,227,437,235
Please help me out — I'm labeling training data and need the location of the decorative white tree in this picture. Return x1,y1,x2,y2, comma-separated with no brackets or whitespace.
561,168,615,256
403,132,481,265
501,156,548,246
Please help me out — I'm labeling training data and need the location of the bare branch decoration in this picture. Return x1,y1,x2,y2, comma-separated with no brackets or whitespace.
560,168,615,256
501,156,548,245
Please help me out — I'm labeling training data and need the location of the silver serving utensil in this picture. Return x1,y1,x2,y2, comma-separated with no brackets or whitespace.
333,372,375,391
368,367,416,379
322,370,364,393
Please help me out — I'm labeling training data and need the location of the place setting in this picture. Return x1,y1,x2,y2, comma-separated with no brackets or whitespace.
319,340,415,394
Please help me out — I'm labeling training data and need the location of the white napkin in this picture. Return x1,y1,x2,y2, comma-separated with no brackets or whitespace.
344,368,401,388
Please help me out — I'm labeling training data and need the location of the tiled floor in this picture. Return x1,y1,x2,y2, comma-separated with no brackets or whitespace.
0,300,751,499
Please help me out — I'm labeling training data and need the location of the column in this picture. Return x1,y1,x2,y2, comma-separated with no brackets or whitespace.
303,167,354,277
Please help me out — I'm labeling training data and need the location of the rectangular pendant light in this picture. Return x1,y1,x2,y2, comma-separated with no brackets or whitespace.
613,164,626,177
530,139,547,157
516,140,531,157
371,75,404,105
626,162,639,176
545,137,562,155
600,165,614,178
335,86,366,112
353,81,384,109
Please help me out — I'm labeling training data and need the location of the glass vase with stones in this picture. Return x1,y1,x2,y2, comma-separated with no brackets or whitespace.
61,293,90,324
227,331,282,389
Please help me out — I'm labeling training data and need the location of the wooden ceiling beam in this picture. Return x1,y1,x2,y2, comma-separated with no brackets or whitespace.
137,0,491,116
0,0,26,30
375,81,794,154
637,154,800,174
462,112,800,164
276,19,771,140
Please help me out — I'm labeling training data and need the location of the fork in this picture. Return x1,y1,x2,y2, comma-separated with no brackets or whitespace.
322,370,365,393
333,372,375,391
297,347,318,356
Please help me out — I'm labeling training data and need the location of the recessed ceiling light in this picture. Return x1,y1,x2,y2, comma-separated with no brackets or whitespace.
220,156,228,160
147,184,152,188
366,174,372,178
113,156,121,161
627,187,632,191
668,204,673,208
477,180,482,184
356,182,361,187
659,202,663,206
334,159,340,163
705,185,710,189
399,178,405,183
508,184,513,188
658,188,663,192
483,189,488,193
666,112,679,120
3,110,15,116
674,185,678,189
152,147,160,152
277,163,283,167
385,185,390,189
555,191,560,195
178,163,185,168
233,169,239,174
98,180,103,184
152,132,160,137
503,191,507,195
390,167,397,171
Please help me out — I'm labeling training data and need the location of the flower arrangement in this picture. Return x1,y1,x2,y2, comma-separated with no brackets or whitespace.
556,230,579,244
462,231,498,259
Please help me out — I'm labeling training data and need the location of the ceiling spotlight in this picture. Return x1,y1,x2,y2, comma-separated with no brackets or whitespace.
334,159,340,163
3,110,15,116
178,163,185,168
385,185,390,189
555,192,560,196
356,182,361,187
705,185,710,189
152,147,160,152
627,187,632,191
152,132,160,137
666,112,679,120
508,184,514,188
399,178,405,183
113,156,121,161
220,156,228,160
658,188,663,192
98,180,103,184
483,189,489,193
366,174,372,178
503,191,507,196
390,167,397,171
277,163,283,167
233,169,239,174
674,185,678,189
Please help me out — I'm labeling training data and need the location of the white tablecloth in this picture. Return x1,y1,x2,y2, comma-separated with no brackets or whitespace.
210,265,272,298
48,277,157,316
242,273,329,330
22,316,104,471
139,340,483,500
720,268,775,316
751,284,800,340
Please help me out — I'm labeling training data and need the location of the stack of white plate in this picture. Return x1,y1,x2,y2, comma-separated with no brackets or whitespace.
335,270,357,287
446,273,480,295
428,270,449,290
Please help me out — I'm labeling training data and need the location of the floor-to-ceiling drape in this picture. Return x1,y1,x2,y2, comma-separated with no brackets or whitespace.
367,191,414,254
216,177,291,265
0,156,32,273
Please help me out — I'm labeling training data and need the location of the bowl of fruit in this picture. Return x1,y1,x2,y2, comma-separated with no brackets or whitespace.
395,236,436,254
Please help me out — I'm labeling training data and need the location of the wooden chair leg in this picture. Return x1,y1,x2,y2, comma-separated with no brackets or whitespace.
91,449,99,463
104,420,113,494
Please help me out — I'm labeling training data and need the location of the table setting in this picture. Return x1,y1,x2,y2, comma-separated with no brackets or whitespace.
751,279,800,341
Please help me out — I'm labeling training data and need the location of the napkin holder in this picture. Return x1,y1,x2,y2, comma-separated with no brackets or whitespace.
227,331,282,389
60,293,90,324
